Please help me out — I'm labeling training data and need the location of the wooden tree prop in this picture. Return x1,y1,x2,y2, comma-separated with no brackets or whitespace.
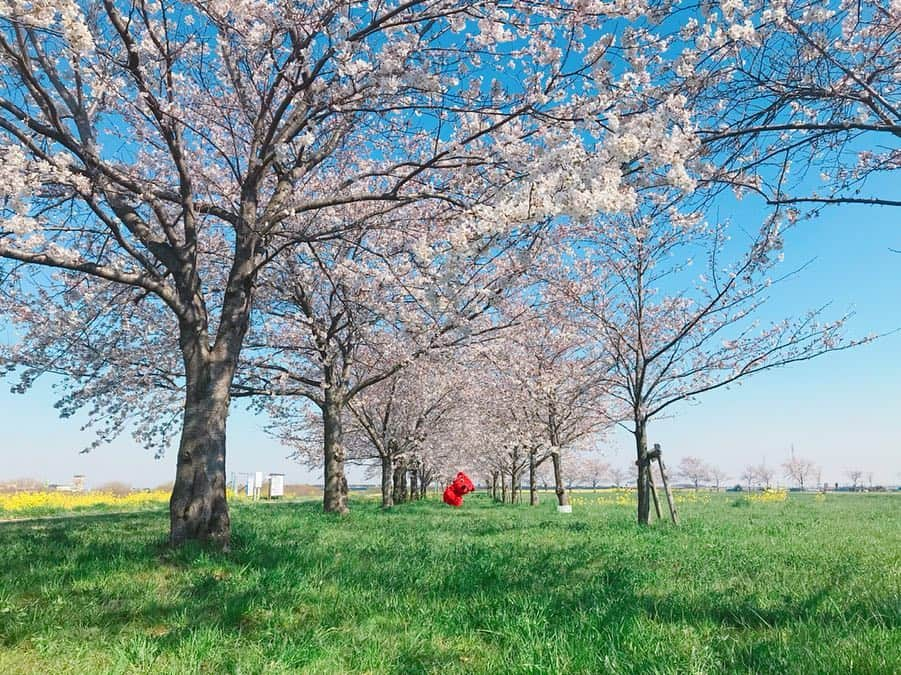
640,444,678,525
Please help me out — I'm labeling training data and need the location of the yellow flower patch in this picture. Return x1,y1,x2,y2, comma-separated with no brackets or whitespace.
0,490,170,515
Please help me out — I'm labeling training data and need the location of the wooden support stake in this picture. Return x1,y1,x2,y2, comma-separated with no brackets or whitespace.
652,443,679,525
647,464,662,520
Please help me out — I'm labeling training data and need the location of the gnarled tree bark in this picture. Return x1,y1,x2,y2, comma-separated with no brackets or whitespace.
392,459,408,504
322,386,349,514
380,454,393,509
409,464,419,501
551,449,569,507
169,335,240,546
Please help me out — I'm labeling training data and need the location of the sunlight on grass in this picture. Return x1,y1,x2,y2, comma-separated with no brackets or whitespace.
0,493,898,673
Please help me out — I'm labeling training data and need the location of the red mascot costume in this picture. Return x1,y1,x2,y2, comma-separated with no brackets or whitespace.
442,472,475,507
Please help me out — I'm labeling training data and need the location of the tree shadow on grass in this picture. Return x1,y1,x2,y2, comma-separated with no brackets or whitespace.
0,511,165,580
638,583,899,632
636,584,900,673
1,499,893,672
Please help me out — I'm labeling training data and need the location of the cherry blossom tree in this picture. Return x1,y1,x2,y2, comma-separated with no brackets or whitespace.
241,204,545,512
574,452,611,490
782,448,819,490
1,0,516,542
457,359,540,504
684,0,900,210
755,462,776,489
609,464,634,488
343,356,463,509
476,319,611,507
2,1,664,539
3,1,884,543
555,199,866,524
846,468,864,491
677,456,712,489
708,464,730,490
741,464,759,491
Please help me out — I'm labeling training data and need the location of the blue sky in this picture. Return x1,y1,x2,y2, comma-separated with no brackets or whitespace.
1,194,898,488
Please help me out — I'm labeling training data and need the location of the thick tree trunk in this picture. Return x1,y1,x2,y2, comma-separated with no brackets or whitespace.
551,450,568,507
168,222,257,545
169,358,233,547
322,390,348,514
635,422,651,525
501,474,507,503
392,461,408,504
529,451,538,506
380,455,393,509
491,472,499,501
409,466,419,501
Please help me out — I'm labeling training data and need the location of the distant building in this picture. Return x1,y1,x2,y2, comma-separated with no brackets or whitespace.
48,475,87,492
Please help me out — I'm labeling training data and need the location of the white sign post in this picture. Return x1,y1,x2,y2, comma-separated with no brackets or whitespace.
269,474,285,499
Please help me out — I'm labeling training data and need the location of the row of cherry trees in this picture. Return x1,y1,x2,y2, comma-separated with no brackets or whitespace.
1,1,895,545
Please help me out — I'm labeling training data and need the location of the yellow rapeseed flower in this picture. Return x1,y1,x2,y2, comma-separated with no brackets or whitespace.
747,488,789,503
0,490,170,515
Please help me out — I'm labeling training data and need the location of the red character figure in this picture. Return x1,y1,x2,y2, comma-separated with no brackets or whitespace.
442,471,475,507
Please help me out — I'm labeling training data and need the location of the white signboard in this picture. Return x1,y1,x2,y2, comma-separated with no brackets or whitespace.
269,474,285,498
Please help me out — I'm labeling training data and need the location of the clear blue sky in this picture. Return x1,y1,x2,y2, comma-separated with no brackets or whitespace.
1,196,898,488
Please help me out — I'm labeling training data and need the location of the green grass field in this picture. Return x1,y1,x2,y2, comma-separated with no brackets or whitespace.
0,492,898,674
